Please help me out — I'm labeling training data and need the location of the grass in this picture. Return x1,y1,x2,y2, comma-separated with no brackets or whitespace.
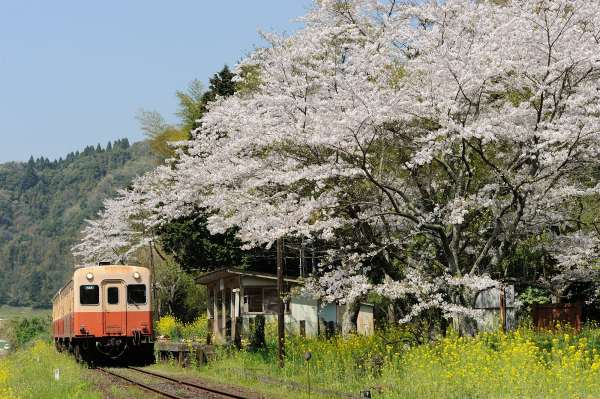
152,321,600,399
0,341,101,399
151,323,413,398
0,340,158,399
148,361,324,399
4,314,599,398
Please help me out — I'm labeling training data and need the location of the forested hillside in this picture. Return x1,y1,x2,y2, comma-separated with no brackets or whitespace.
0,139,155,307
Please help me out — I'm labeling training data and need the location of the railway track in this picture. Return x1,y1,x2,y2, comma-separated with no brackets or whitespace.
97,366,255,399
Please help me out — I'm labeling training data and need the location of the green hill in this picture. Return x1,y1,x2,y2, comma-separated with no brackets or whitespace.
0,139,156,307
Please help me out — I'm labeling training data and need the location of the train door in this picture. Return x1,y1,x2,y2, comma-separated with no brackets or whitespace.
102,281,126,335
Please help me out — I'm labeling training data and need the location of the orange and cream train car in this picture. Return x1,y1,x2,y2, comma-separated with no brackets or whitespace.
52,264,154,364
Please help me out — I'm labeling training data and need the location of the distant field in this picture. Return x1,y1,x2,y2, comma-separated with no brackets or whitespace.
0,305,50,321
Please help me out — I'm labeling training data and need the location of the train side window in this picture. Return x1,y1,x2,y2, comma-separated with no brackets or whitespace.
127,284,146,304
80,285,99,305
107,287,119,304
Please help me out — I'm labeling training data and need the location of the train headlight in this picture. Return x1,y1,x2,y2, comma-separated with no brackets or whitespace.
86,272,93,280
133,272,141,279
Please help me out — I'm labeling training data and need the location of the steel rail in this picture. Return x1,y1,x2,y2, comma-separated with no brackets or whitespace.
127,366,253,399
96,367,183,399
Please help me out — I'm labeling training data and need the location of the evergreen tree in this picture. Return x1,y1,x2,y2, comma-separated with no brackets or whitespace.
154,66,240,272
0,140,155,307
20,160,38,191
200,65,236,110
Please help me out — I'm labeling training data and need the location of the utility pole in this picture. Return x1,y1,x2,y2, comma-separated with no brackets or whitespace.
277,238,285,368
499,284,506,333
149,241,159,325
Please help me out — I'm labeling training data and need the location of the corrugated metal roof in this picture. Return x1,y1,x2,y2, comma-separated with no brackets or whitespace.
196,267,301,285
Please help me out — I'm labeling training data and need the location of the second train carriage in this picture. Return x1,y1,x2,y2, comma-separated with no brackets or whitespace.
52,264,154,363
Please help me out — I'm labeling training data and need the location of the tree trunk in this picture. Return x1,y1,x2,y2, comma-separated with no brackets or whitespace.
454,315,478,337
387,302,396,325
452,292,478,337
342,300,360,336
440,315,448,337
551,288,563,304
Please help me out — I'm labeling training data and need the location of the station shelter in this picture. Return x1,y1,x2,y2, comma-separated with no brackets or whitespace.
197,268,374,344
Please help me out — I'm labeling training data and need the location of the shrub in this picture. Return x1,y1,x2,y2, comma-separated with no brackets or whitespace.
1,316,51,350
517,286,551,319
249,315,266,349
264,318,278,347
181,315,209,342
156,315,181,340
14,317,50,348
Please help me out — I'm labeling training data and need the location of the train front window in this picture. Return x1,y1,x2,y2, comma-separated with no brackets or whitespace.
107,287,119,304
127,284,146,304
80,285,99,305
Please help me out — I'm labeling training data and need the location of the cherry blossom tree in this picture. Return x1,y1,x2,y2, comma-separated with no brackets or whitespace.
172,0,600,327
75,0,600,332
72,165,182,264
71,195,137,264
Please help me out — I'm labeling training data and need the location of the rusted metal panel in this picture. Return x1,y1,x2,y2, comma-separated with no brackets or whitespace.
532,303,583,331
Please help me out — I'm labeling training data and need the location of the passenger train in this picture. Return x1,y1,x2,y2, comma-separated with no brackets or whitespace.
52,264,154,364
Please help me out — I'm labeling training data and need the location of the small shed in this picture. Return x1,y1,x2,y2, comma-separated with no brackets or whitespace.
357,303,375,336
197,268,374,344
474,285,516,332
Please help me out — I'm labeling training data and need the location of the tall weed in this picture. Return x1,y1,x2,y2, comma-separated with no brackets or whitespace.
192,324,600,398
0,341,101,398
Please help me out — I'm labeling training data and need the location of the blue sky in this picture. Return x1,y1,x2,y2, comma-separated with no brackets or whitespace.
0,1,311,163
